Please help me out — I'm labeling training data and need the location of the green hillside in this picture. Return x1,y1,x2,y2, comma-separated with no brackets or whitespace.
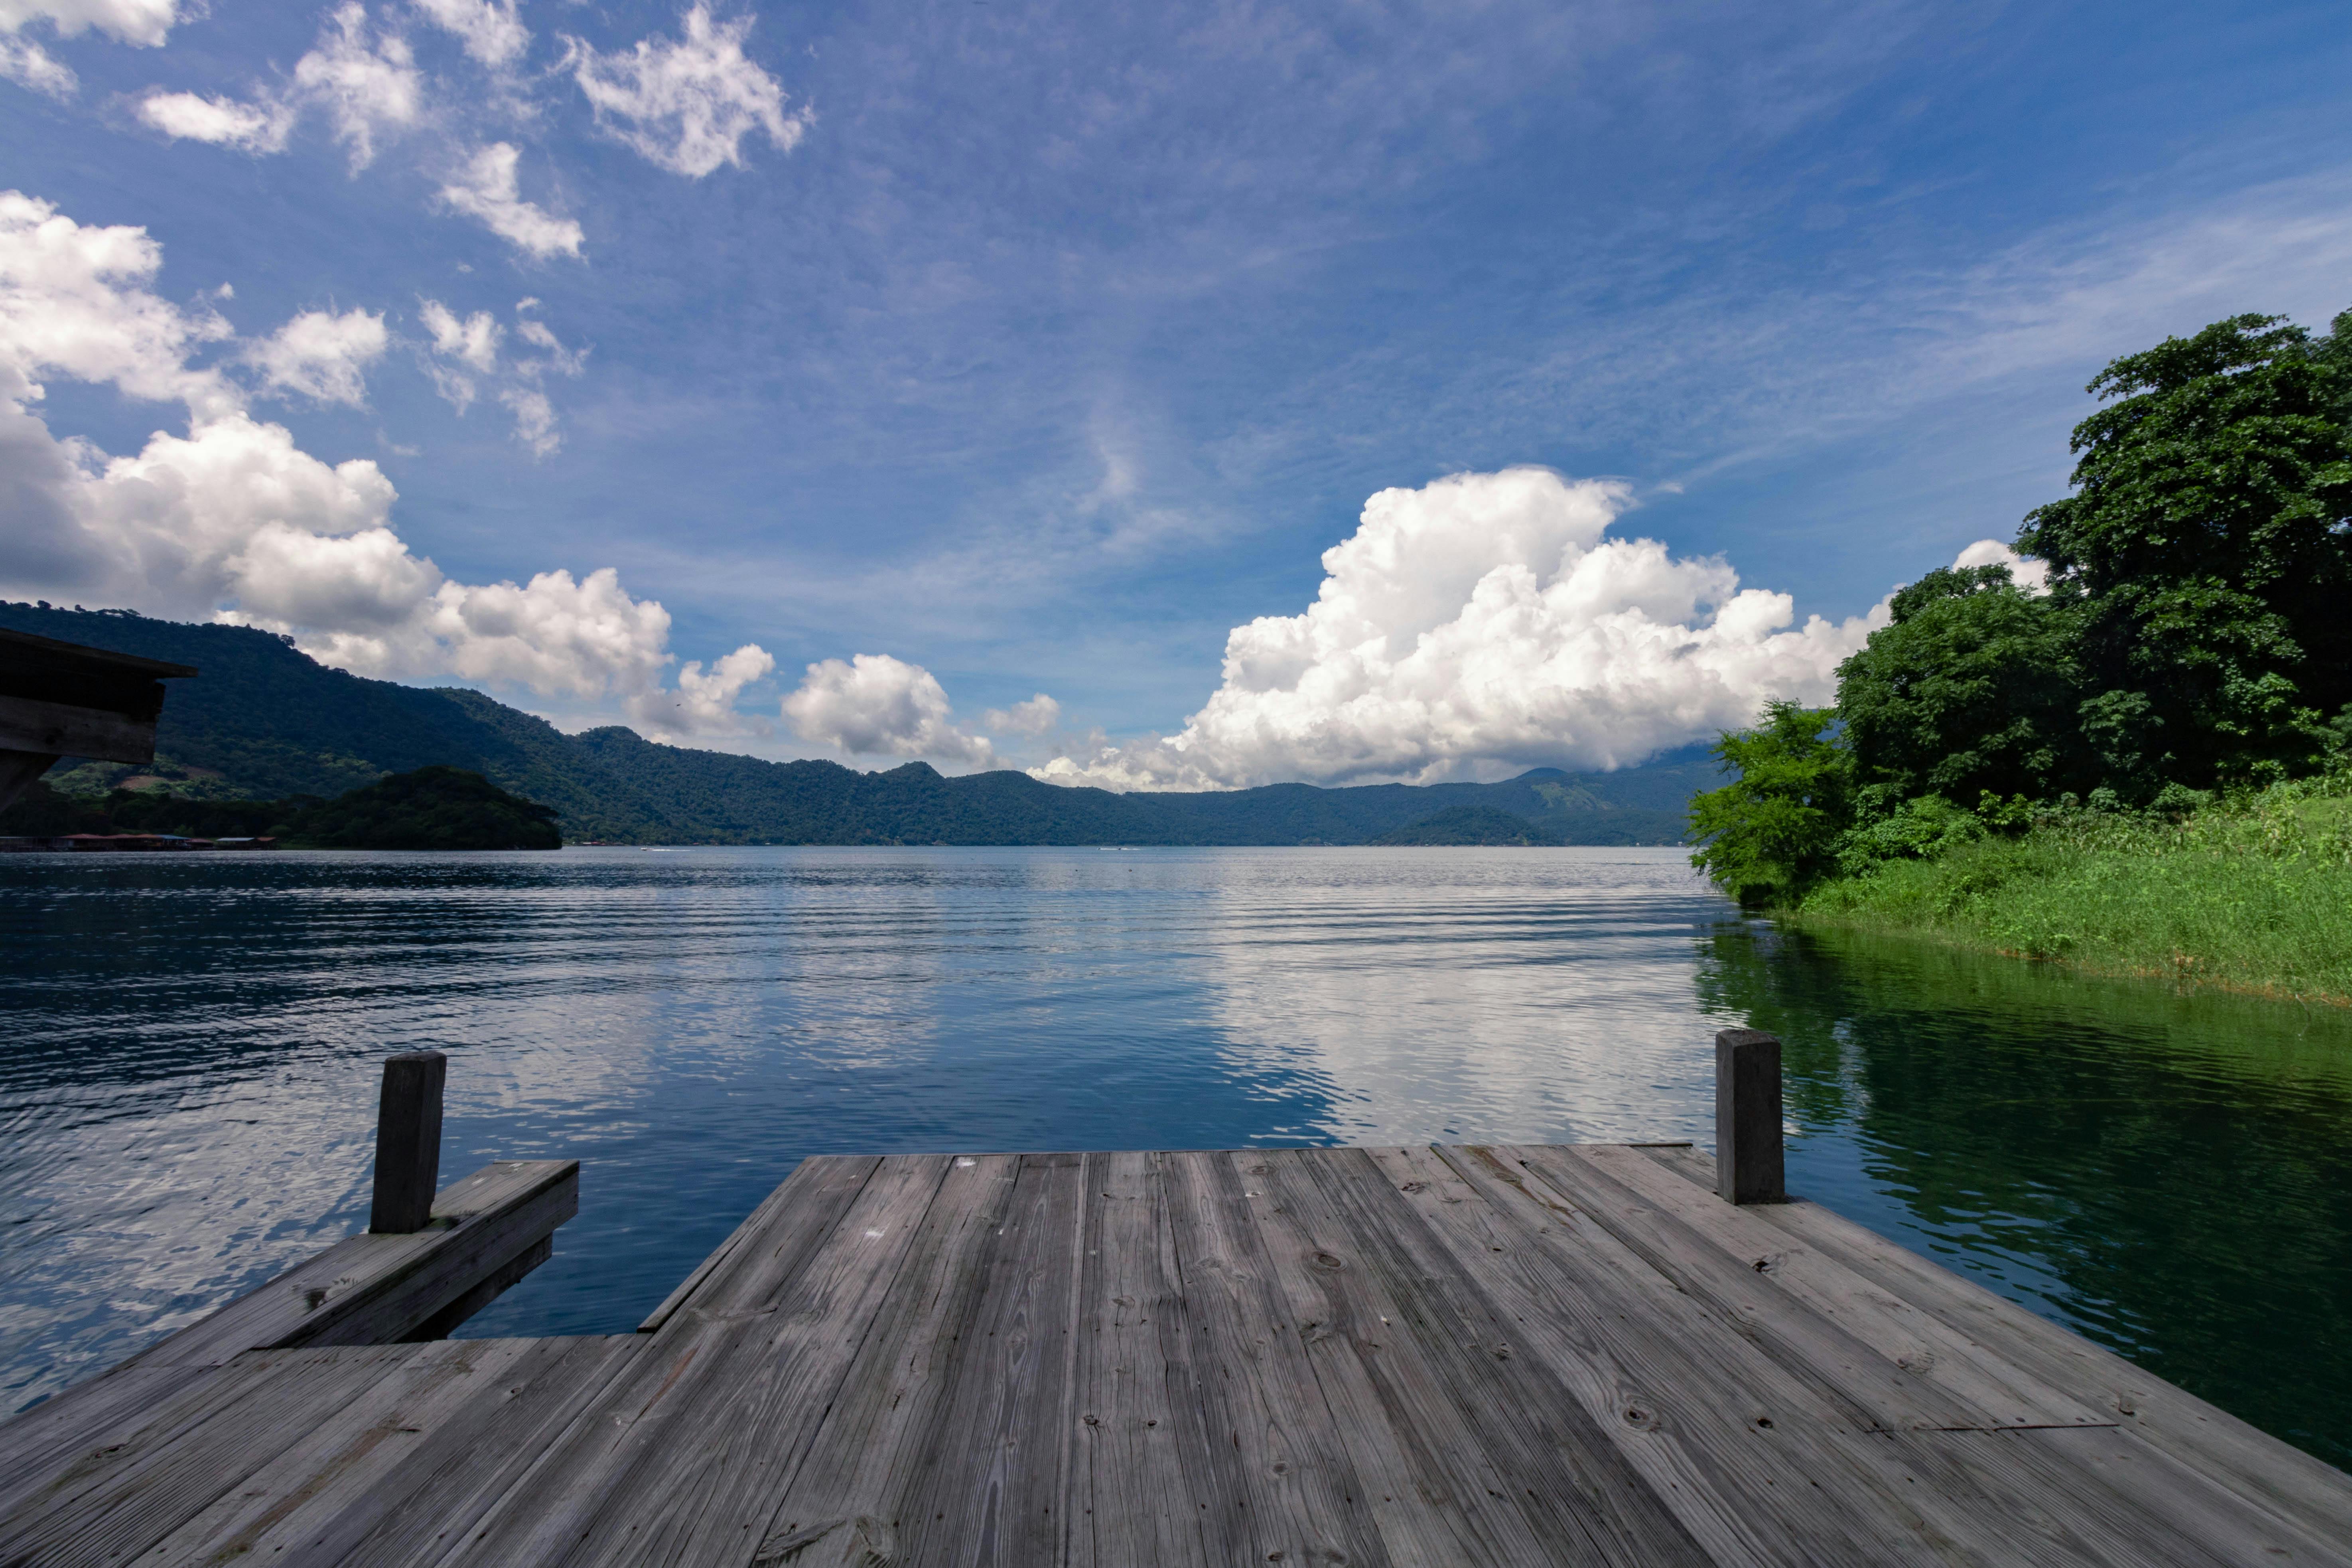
0,602,1704,845
1368,806,1562,845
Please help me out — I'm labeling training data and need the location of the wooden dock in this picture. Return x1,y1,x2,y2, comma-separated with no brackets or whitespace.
6,1055,2350,1564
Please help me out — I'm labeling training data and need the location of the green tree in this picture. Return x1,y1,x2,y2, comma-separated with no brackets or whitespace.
1835,563,2084,813
2019,310,2352,792
1688,702,1851,907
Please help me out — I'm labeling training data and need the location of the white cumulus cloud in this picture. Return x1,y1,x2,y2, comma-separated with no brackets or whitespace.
439,142,584,258
1035,467,1889,791
0,0,178,48
0,189,758,732
410,0,526,68
1951,537,2050,592
564,4,808,178
0,36,75,96
0,188,230,408
243,306,387,406
134,90,297,152
783,653,996,767
630,641,775,737
982,693,1061,736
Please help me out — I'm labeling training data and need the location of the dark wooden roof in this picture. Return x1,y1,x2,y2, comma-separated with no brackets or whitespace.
0,625,195,720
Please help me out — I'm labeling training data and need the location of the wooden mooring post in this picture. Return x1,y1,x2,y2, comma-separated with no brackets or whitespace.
369,1049,448,1233
1715,1025,1786,1204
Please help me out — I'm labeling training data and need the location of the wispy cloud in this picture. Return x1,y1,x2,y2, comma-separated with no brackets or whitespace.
563,5,808,178
438,142,584,258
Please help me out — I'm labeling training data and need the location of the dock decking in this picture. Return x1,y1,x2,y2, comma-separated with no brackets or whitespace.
6,1140,2350,1566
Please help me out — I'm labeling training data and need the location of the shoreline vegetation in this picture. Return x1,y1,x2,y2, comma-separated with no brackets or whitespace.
2,767,562,851
1792,776,2352,1004
1687,307,2352,1006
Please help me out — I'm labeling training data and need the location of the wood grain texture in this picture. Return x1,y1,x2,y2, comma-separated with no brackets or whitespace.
749,1153,1023,1568
1556,1143,2111,1430
881,1151,1088,1568
1159,1149,1393,1568
429,1156,885,1568
8,1143,2346,1568
297,1335,645,1568
563,1154,949,1568
0,1345,417,1568
1409,1142,1998,1565
142,1336,538,1565
126,1159,578,1369
1251,1147,1713,1567
1638,1143,2352,1555
1066,1150,1210,1568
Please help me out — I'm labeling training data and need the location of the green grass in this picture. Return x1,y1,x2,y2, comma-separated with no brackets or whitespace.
1796,776,2352,1005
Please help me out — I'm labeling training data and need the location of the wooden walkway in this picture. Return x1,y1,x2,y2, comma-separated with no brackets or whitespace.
5,1141,2349,1566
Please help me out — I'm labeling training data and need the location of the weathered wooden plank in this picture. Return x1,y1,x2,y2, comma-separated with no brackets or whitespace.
426,1154,886,1568
635,1181,796,1334
6,1140,2344,1568
407,1233,554,1341
1391,1143,1988,1566
661,1155,887,1323
1491,1145,2329,1567
0,1345,416,1568
559,1155,949,1568
1508,1142,2109,1432
1459,1141,2309,1566
875,1150,1088,1568
1066,1150,1210,1568
1252,1147,1712,1566
0,1350,386,1530
1958,1425,2352,1567
747,1153,1023,1568
317,1336,644,1568
1158,1149,1392,1568
0,1364,219,1505
1643,1147,2352,1551
128,1160,578,1369
139,1337,539,1565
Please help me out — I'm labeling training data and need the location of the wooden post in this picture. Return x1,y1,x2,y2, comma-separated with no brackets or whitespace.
1715,1028,1785,1204
370,1050,447,1233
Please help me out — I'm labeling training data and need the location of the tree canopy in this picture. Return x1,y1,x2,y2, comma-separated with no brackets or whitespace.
1692,304,2352,905
2020,310,2352,789
1836,563,2083,813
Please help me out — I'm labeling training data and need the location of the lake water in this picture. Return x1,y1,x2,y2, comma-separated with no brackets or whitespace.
3,846,2348,1466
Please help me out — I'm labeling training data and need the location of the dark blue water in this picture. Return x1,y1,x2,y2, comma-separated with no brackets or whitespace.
3,847,2348,1466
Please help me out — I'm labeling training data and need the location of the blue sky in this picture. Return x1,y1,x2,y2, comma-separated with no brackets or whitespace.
3,0,2348,785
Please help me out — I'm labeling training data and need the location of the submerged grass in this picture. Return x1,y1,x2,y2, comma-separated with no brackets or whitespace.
1795,776,2352,1005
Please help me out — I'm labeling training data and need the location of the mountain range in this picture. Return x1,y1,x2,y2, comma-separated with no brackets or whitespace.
0,603,1709,845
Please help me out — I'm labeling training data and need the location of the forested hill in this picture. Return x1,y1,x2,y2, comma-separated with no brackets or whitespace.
0,603,1705,845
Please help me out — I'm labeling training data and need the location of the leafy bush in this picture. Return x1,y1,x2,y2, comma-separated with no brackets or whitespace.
1687,703,1851,906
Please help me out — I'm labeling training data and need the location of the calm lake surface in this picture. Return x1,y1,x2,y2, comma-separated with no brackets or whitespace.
3,846,2348,1463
